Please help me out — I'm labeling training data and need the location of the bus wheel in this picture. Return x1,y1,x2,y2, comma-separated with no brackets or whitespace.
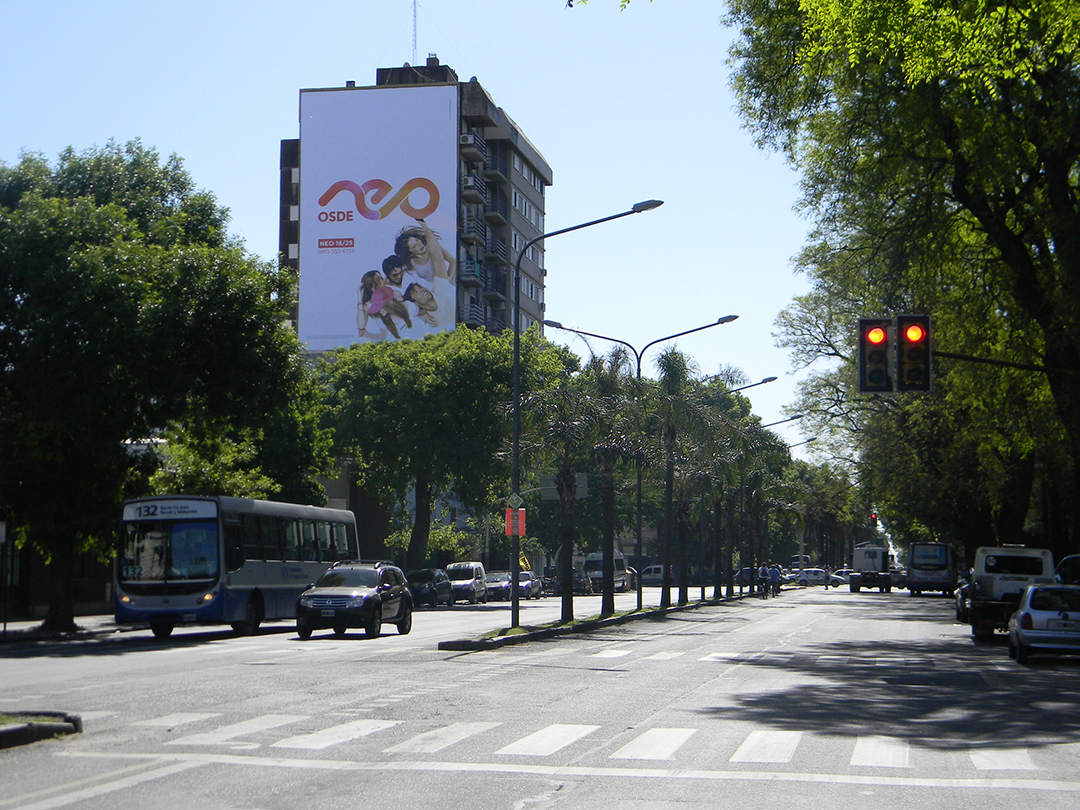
150,621,174,639
232,592,264,636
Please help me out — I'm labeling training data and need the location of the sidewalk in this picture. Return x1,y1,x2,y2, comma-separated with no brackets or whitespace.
0,614,121,644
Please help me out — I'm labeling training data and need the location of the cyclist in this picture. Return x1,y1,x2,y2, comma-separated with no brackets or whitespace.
757,563,770,599
768,565,781,597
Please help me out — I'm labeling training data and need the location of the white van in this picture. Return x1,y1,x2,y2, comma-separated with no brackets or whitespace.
446,561,487,604
969,545,1054,639
583,552,628,591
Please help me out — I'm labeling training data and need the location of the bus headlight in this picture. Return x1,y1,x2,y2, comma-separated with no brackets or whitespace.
200,591,216,604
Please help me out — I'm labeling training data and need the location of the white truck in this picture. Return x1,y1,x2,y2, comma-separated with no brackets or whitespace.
968,545,1054,640
849,544,893,593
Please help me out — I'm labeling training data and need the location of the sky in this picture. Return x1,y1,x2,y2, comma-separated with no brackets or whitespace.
1,0,819,451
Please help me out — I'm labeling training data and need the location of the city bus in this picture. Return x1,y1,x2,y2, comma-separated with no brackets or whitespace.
115,495,358,638
906,542,958,596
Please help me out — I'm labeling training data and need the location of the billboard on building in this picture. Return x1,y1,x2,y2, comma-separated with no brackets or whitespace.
298,84,459,350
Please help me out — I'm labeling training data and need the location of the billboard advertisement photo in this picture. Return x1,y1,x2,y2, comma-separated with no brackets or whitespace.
298,83,459,350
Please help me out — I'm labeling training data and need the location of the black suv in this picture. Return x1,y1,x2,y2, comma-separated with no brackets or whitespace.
296,561,413,639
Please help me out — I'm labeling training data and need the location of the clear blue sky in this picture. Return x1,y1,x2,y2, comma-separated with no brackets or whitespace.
1,0,819,450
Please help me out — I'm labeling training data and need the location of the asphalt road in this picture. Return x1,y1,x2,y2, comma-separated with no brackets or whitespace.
2,587,1079,809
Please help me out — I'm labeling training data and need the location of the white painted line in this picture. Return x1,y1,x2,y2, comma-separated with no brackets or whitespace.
132,713,220,728
641,651,684,661
698,652,741,663
495,724,600,756
7,760,206,810
729,730,802,763
271,719,401,750
610,728,697,760
60,750,1080,793
165,714,308,745
384,721,502,753
970,748,1038,771
590,649,633,658
851,736,911,768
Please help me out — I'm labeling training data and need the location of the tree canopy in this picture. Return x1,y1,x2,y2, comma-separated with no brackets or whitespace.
0,141,309,629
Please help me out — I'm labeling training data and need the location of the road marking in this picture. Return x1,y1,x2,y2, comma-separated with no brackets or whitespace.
698,652,741,663
851,736,911,768
496,724,600,756
590,649,633,658
5,760,206,810
384,721,502,753
271,719,401,750
729,730,802,763
58,751,1080,793
132,713,220,728
165,714,308,746
610,728,697,760
970,748,1038,770
641,651,684,661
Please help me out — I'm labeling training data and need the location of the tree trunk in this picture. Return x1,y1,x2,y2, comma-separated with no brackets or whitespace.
42,531,77,632
406,469,432,571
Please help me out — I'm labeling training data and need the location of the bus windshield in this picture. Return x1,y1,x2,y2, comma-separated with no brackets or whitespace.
119,520,219,583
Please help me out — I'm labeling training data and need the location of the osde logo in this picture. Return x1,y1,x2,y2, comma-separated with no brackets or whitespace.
318,178,439,221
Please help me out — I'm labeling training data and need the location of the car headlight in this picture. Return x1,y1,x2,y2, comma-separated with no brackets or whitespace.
348,596,366,608
299,596,313,608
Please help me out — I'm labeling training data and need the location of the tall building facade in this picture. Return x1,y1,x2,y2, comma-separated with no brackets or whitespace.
280,56,552,349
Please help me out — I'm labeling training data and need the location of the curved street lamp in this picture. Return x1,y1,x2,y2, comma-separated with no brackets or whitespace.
510,200,663,628
543,315,740,611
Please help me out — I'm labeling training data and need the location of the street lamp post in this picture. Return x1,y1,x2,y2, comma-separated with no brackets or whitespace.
543,315,739,611
510,199,663,629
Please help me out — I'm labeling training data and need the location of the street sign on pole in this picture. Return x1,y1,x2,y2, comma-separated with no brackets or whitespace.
504,508,526,537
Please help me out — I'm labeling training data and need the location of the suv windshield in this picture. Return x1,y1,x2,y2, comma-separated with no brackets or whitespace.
316,568,378,589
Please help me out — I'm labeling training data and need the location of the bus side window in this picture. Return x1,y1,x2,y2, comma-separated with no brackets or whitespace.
224,522,245,572
328,523,346,561
260,515,284,561
315,522,331,561
301,521,316,561
345,523,359,559
241,514,262,561
283,520,302,562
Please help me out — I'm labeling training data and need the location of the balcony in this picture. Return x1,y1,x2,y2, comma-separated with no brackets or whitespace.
462,173,486,205
485,151,508,183
485,235,509,265
458,257,484,288
460,132,488,164
483,265,507,301
484,191,509,225
462,216,488,246
463,301,486,327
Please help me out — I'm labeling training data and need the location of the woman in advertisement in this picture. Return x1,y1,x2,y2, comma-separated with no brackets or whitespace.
394,218,457,285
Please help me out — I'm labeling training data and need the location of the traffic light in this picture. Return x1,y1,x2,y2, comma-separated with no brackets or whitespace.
858,318,894,393
896,314,932,392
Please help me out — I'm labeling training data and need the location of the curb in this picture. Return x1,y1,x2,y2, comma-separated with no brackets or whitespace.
0,712,83,750
437,592,754,651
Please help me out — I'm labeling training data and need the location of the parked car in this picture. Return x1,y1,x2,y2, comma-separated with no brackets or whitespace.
1007,584,1080,664
796,568,829,586
514,570,541,599
485,572,513,601
572,568,593,594
296,561,412,639
640,565,670,587
829,569,855,588
446,561,487,604
405,568,453,608
1056,555,1080,585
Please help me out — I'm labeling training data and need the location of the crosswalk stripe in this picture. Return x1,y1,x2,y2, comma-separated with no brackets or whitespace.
495,724,600,756
590,649,633,658
132,713,220,728
271,719,401,750
641,651,684,661
851,735,910,768
384,721,502,753
165,714,308,745
729,730,802,763
610,728,697,760
970,748,1038,771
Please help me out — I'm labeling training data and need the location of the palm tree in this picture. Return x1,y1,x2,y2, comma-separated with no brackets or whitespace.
653,348,698,608
582,348,635,617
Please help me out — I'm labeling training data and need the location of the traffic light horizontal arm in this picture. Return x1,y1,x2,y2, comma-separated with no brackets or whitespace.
934,351,1079,377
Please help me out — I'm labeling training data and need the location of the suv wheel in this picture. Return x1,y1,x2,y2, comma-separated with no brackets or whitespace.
365,606,382,639
397,605,413,635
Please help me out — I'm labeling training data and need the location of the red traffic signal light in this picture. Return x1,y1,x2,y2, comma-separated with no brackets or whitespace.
896,314,931,392
858,318,894,393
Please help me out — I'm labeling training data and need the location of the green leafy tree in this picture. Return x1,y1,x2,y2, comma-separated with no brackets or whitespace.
0,141,302,630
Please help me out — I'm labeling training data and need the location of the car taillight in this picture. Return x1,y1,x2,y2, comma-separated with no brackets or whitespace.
1020,612,1033,630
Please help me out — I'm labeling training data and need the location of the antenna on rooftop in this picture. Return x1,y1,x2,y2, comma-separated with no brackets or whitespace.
412,0,418,65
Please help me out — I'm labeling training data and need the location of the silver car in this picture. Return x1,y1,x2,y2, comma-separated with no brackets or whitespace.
1007,585,1080,664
